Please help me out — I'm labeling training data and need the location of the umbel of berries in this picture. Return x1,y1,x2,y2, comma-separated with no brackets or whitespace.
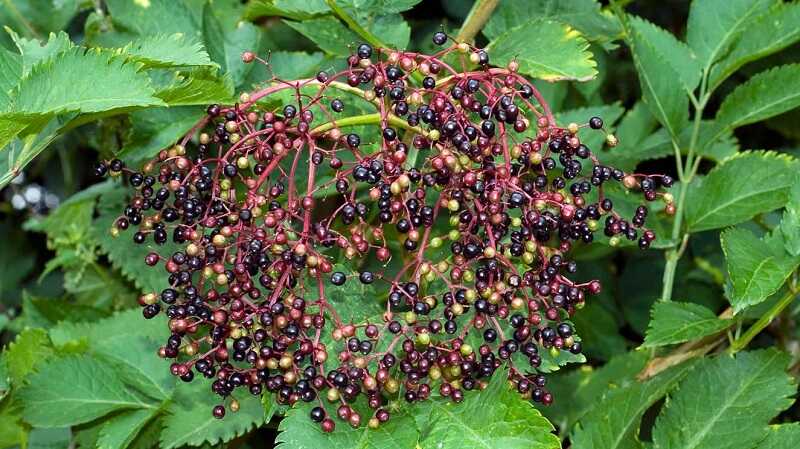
97,33,672,432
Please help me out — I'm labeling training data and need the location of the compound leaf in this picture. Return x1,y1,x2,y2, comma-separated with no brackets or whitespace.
642,301,731,347
652,350,795,449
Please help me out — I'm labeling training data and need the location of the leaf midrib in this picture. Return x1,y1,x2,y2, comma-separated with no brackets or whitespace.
689,180,789,229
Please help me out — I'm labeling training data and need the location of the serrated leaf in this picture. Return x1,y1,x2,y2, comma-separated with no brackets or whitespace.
417,366,560,449
0,45,21,109
50,308,166,351
6,47,165,116
97,408,158,449
709,2,800,90
721,227,799,312
153,67,236,106
483,0,621,48
652,350,795,449
755,423,800,449
19,355,157,427
570,361,695,449
687,0,773,70
628,16,701,94
277,400,419,449
6,29,74,76
102,0,201,45
685,151,799,232
160,379,269,449
124,33,214,68
3,328,53,386
93,186,182,292
780,180,800,256
487,19,597,82
714,64,800,140
284,16,360,56
98,336,176,402
642,301,732,347
627,15,688,139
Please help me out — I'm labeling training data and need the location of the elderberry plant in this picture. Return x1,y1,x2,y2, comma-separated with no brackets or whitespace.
97,37,671,431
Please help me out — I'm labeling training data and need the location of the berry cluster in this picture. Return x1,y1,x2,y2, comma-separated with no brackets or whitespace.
97,34,672,432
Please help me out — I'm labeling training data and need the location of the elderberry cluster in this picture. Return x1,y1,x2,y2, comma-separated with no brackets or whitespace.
97,34,672,432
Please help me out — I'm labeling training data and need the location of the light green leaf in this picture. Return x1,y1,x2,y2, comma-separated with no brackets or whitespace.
628,16,701,94
627,15,688,139
284,16,360,56
570,361,695,449
124,33,214,68
6,29,74,76
243,0,329,21
652,350,795,449
714,64,800,139
685,151,799,232
0,45,21,109
98,337,176,402
97,408,158,449
755,424,800,449
642,301,731,347
487,18,597,82
483,0,621,48
153,67,236,106
103,0,201,44
417,366,560,449
19,355,156,427
0,0,80,39
276,400,419,449
780,180,800,256
3,328,53,386
721,227,799,312
160,380,270,449
708,2,800,90
50,307,166,352
0,115,72,189
6,47,165,116
686,0,773,71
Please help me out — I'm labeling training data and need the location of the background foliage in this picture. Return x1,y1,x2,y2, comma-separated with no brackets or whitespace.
1,0,799,448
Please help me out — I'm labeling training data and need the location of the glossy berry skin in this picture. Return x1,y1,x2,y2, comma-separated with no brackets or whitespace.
101,36,670,430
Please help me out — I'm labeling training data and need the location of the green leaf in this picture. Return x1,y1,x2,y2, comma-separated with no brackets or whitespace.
652,349,795,449
544,351,649,434
685,151,799,232
123,33,214,68
755,424,800,449
50,308,166,352
571,300,626,360
708,2,800,90
19,355,157,427
284,16,360,56
628,16,701,94
117,106,204,163
102,0,201,45
3,328,53,386
483,0,621,48
241,51,325,89
202,2,261,87
98,336,176,402
243,0,329,21
6,47,165,116
642,301,732,347
570,361,696,449
780,180,800,256
627,14,688,139
153,67,235,106
686,0,773,71
97,408,158,449
93,185,183,292
417,366,560,449
714,64,800,138
487,18,597,82
0,0,80,39
721,227,799,313
0,45,21,109
277,400,419,449
6,30,74,77
160,380,269,449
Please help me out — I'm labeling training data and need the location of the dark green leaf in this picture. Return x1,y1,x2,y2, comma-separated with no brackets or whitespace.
685,151,799,232
97,408,158,449
284,16,360,56
243,0,329,21
652,350,795,449
628,16,701,94
780,180,800,256
117,106,204,163
642,301,731,347
755,424,800,449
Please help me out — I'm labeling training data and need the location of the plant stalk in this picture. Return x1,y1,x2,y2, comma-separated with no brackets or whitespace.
456,0,501,43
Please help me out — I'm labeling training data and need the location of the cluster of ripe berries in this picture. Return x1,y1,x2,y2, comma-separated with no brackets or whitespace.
97,32,671,432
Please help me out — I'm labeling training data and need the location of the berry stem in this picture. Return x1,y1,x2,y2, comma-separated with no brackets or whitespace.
310,113,430,138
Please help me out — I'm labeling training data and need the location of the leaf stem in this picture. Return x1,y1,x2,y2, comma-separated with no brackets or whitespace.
729,282,799,353
455,0,501,43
